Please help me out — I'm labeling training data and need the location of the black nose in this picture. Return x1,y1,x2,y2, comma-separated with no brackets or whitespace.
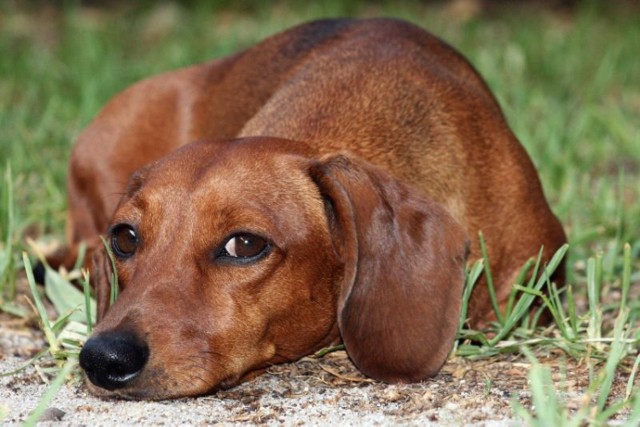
32,261,46,285
79,331,149,390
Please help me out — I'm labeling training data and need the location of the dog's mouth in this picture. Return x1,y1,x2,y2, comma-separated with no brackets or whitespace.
82,364,239,401
82,362,175,401
83,366,143,392
83,379,145,400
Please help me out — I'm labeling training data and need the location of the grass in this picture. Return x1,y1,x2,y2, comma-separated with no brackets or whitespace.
1,0,639,424
457,242,640,424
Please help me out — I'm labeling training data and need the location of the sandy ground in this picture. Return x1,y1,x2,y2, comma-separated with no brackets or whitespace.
0,308,633,426
0,316,527,426
0,354,518,426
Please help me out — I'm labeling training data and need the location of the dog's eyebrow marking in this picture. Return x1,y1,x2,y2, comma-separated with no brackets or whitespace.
124,169,148,198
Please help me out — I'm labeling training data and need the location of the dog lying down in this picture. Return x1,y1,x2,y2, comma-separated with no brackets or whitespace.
44,18,566,399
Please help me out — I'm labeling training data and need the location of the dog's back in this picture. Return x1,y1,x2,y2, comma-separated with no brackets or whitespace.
63,18,564,326
232,18,566,322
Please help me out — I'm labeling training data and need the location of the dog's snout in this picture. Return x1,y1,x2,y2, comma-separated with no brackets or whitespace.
79,331,149,390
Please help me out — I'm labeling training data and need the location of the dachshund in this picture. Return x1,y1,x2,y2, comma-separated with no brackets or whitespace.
43,18,566,399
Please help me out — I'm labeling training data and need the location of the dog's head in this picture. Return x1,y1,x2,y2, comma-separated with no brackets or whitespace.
79,137,468,399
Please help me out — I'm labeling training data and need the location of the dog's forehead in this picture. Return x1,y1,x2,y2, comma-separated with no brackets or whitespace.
148,137,315,186
129,137,322,221
185,139,312,192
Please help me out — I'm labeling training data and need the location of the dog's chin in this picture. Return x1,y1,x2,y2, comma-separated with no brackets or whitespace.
82,371,247,401
83,379,158,400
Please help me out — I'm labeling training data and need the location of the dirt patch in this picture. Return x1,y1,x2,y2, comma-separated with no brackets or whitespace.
0,278,635,425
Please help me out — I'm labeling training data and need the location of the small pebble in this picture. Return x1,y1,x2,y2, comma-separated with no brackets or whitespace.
40,407,65,421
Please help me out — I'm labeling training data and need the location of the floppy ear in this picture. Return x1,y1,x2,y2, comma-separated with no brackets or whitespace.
91,245,116,323
309,154,469,382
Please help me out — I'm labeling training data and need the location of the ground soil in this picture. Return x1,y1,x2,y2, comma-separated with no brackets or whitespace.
0,281,634,426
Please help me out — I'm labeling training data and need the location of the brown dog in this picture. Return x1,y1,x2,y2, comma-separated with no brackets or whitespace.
47,18,566,399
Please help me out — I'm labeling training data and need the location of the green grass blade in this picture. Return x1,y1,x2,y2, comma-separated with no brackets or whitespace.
0,163,16,298
82,270,93,334
509,258,534,322
529,363,561,426
72,240,87,272
627,389,640,426
0,301,28,317
548,281,572,341
0,348,48,377
479,232,503,325
44,266,96,325
50,309,80,335
458,259,484,333
566,284,579,340
22,253,58,354
488,244,568,346
625,353,640,401
620,243,631,309
517,347,563,426
313,344,345,358
595,307,630,417
100,236,119,306
586,256,603,348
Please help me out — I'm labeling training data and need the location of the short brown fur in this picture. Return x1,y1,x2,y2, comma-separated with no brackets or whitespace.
48,18,566,399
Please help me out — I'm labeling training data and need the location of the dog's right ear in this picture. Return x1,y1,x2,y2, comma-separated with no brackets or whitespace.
91,245,116,323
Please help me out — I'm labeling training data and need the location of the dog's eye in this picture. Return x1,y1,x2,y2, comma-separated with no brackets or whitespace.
110,224,138,259
224,234,268,258
217,233,270,263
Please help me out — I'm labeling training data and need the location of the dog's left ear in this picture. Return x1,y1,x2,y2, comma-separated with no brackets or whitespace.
309,154,469,382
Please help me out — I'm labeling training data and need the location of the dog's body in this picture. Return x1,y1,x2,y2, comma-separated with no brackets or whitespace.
49,18,565,399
